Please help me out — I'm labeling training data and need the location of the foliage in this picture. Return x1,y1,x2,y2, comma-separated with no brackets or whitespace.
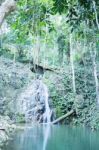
45,51,98,128
53,0,99,31
0,0,99,129
15,113,26,123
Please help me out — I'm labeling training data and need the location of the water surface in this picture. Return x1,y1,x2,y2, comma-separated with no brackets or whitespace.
3,125,99,150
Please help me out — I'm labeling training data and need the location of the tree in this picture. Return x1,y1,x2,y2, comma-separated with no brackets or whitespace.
53,0,99,31
57,34,65,65
0,0,16,27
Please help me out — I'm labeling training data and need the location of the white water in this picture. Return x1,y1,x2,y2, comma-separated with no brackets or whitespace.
41,81,51,150
17,78,51,150
18,78,51,150
17,78,51,123
43,125,51,150
43,83,51,123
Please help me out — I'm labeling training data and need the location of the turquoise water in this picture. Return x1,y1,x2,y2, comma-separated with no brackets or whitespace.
3,125,99,150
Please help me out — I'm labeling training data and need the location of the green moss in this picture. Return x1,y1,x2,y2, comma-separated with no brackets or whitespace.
15,113,26,123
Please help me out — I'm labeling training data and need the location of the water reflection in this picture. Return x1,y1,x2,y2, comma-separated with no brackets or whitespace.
43,124,50,150
3,125,99,150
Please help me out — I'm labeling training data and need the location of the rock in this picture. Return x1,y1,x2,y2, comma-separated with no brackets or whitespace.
17,79,51,123
0,56,52,123
0,115,16,148
0,130,8,146
0,56,34,115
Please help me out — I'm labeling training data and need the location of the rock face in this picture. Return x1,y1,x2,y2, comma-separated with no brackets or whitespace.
18,79,50,123
0,56,34,118
0,56,51,123
0,115,15,148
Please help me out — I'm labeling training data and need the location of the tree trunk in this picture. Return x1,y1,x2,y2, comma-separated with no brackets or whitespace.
0,0,16,27
70,34,76,94
52,110,74,124
92,0,99,29
90,43,99,104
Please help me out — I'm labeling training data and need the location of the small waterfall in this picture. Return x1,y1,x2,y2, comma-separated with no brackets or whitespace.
43,84,51,123
42,82,51,150
17,78,51,123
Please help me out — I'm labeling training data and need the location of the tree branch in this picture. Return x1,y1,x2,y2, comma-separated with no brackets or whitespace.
52,110,74,124
0,0,16,27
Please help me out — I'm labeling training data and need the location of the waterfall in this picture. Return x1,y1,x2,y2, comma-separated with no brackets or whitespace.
42,81,51,150
17,78,51,123
43,125,50,150
43,84,51,123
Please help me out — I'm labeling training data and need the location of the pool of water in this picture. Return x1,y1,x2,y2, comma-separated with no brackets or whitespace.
3,125,99,150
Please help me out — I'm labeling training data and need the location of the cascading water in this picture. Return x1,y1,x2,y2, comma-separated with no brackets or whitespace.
17,77,51,150
41,81,51,150
43,84,51,123
43,124,50,150
17,77,51,123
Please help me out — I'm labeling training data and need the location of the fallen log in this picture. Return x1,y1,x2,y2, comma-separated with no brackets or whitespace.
52,110,74,124
0,127,5,131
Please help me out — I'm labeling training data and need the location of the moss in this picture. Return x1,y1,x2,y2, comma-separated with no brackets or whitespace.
44,62,99,129
15,113,26,123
